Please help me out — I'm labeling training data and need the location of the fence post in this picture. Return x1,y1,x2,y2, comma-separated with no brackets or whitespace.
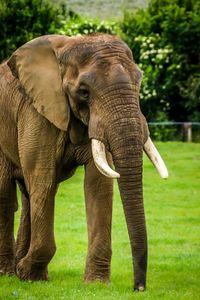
182,122,192,142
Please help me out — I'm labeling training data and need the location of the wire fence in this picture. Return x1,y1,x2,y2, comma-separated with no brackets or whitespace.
148,122,200,142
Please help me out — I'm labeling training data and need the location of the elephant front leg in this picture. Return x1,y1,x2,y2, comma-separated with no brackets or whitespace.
0,152,16,275
16,176,56,281
15,193,31,266
84,158,113,283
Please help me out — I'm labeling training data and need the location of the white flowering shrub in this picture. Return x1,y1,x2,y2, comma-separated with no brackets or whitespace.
56,18,117,36
134,34,175,120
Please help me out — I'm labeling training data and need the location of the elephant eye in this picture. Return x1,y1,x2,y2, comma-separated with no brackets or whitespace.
78,87,90,100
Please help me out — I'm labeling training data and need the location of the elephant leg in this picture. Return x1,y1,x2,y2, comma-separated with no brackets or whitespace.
84,157,113,283
15,110,61,281
15,193,31,266
16,173,56,281
0,150,16,275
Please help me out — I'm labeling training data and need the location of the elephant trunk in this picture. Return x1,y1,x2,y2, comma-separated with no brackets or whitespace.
108,116,147,290
89,84,168,290
90,106,148,289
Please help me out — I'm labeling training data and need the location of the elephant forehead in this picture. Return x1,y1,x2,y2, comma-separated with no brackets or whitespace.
61,39,131,67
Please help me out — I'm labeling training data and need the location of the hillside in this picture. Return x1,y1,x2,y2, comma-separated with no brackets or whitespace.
56,0,149,20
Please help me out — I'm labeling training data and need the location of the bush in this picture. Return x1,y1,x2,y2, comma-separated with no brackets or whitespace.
0,0,118,62
0,0,70,61
121,0,200,123
149,124,178,142
55,16,117,36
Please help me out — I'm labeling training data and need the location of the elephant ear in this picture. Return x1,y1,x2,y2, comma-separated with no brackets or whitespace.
8,36,70,131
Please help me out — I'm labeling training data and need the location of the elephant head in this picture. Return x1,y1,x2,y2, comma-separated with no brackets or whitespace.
8,34,168,290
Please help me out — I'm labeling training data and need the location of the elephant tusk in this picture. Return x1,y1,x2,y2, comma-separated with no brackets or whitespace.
143,137,169,179
91,139,120,178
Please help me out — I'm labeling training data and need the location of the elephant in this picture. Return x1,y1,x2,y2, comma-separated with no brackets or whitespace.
0,34,168,291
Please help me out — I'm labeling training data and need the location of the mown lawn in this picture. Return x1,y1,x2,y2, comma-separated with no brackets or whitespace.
1,142,200,300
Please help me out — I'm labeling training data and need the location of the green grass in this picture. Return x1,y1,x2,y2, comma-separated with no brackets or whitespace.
1,142,200,300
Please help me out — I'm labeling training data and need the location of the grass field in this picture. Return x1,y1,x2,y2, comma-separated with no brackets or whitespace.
1,142,200,300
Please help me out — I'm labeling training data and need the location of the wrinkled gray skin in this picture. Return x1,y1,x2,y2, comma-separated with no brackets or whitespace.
0,34,149,291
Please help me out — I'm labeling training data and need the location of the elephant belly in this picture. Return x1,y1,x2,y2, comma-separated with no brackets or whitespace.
0,67,21,167
0,113,19,167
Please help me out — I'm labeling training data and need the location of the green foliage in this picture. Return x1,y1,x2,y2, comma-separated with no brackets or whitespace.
55,17,117,36
149,124,178,142
0,0,117,62
121,0,200,123
151,126,176,142
0,0,70,61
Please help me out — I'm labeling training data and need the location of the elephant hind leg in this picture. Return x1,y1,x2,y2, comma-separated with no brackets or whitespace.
15,192,31,266
0,150,16,275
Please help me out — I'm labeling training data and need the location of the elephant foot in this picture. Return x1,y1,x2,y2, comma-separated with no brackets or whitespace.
84,272,110,284
134,284,146,292
84,260,110,284
16,258,48,281
0,256,15,276
15,252,27,267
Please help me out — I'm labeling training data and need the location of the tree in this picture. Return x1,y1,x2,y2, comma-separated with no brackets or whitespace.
121,0,200,122
0,0,69,61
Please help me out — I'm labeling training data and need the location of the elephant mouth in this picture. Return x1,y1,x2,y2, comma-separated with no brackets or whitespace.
91,137,168,179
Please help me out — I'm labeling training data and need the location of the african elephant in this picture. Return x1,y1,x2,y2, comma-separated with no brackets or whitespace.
0,34,168,291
